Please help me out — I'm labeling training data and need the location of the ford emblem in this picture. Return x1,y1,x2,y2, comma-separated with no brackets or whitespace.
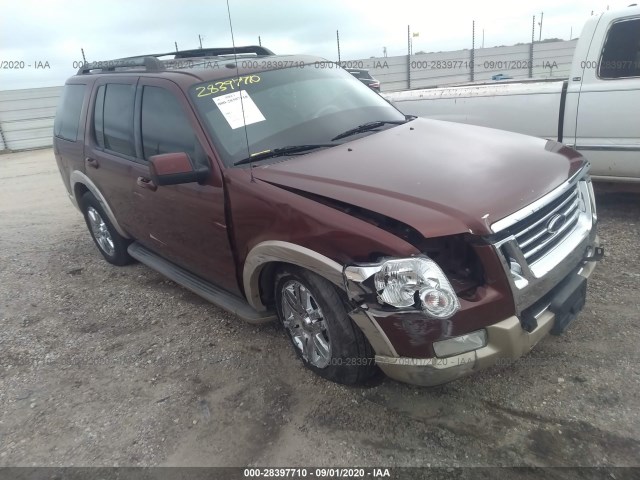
546,214,566,234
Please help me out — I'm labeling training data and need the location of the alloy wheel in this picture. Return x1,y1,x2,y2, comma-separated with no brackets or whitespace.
281,280,332,368
86,206,115,257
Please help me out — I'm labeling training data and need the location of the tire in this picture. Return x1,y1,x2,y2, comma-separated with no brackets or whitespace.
274,266,377,385
81,192,133,266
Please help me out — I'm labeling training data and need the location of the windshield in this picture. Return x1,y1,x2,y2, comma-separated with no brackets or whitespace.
189,64,404,166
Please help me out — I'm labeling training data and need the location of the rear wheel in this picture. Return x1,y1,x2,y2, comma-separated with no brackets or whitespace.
275,266,377,385
81,192,133,266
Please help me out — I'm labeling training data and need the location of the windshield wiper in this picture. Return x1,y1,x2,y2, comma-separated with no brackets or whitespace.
330,116,415,141
234,144,335,166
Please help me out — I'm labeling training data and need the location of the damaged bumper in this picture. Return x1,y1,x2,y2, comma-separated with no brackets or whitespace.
359,255,598,387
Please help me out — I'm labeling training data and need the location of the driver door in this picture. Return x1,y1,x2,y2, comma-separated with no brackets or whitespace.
131,77,240,295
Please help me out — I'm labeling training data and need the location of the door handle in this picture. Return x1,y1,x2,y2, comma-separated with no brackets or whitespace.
136,176,157,192
86,157,99,169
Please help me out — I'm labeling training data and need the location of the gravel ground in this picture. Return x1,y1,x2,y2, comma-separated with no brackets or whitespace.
0,149,638,468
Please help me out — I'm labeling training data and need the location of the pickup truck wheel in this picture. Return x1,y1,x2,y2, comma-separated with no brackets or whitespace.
275,266,377,385
81,192,133,266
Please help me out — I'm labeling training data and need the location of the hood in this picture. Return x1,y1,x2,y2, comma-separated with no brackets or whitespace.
252,118,585,237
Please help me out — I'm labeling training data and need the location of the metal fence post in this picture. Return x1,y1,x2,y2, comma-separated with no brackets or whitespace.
407,25,411,90
0,122,8,152
529,15,535,78
470,20,475,82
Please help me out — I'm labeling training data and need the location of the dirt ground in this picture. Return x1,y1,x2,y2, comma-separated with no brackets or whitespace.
0,149,639,468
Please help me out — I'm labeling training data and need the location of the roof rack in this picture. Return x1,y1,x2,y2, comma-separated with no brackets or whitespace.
77,57,165,75
171,46,274,58
76,45,275,75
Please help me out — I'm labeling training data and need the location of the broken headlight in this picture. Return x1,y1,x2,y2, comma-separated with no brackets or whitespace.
373,258,460,319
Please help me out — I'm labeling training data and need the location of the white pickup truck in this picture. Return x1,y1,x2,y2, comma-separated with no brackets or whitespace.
386,6,640,183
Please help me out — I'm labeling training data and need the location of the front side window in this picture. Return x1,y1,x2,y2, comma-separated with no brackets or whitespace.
599,18,640,79
141,86,201,164
54,84,85,141
189,65,404,166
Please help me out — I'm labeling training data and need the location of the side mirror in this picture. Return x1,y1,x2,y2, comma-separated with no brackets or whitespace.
148,152,209,186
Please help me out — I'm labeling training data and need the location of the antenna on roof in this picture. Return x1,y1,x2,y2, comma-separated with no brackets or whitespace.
175,42,179,52
225,0,254,179
81,48,87,65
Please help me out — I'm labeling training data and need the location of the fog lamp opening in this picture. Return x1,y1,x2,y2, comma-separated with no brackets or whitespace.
433,329,487,358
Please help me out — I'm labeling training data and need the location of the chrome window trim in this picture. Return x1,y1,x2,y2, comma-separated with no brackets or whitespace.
574,145,640,152
595,15,640,81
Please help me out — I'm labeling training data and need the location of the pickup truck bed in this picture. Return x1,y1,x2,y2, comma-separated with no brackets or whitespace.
386,6,640,183
387,79,567,142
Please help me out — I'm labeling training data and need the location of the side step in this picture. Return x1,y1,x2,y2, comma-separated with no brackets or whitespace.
128,242,276,324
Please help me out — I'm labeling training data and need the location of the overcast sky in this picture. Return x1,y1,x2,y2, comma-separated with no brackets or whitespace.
0,0,632,90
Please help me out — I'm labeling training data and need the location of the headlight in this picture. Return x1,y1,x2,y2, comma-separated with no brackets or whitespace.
373,258,460,319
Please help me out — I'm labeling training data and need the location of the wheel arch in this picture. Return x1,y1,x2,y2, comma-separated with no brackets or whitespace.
69,170,131,239
243,241,345,312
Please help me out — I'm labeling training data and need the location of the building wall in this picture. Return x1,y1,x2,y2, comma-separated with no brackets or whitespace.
0,86,63,151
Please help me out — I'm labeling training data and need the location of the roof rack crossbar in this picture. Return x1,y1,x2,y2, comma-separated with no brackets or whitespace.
77,56,164,75
120,45,275,60
76,45,275,75
172,46,275,58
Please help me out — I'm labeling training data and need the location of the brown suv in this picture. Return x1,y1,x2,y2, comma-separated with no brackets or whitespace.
53,46,603,386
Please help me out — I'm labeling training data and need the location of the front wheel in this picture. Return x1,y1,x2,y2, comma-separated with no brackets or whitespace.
275,266,377,385
81,192,133,266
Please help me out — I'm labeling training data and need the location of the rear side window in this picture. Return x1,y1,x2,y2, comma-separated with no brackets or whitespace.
141,86,203,165
599,18,640,79
54,84,85,141
94,84,135,156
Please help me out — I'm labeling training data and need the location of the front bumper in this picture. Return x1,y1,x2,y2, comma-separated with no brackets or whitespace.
373,255,598,387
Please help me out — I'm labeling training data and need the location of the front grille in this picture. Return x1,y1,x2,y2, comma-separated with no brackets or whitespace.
505,184,581,265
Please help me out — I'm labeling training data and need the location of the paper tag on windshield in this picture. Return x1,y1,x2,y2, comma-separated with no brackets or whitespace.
212,90,265,129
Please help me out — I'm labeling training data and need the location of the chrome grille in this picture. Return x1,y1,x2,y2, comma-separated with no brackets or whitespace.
505,183,582,265
491,169,597,313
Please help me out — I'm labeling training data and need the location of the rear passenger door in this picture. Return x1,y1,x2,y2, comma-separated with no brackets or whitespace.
85,76,145,233
131,77,240,295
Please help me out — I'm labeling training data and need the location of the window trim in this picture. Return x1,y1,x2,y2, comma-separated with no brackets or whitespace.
596,15,640,81
93,84,106,148
91,79,143,164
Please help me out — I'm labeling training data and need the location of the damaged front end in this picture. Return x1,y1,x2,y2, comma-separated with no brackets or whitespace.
342,168,601,387
342,234,513,363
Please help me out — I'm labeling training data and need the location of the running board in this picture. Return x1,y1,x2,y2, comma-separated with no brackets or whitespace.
128,242,276,324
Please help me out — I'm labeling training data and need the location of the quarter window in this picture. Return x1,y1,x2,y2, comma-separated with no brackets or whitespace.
599,18,640,79
54,84,85,141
